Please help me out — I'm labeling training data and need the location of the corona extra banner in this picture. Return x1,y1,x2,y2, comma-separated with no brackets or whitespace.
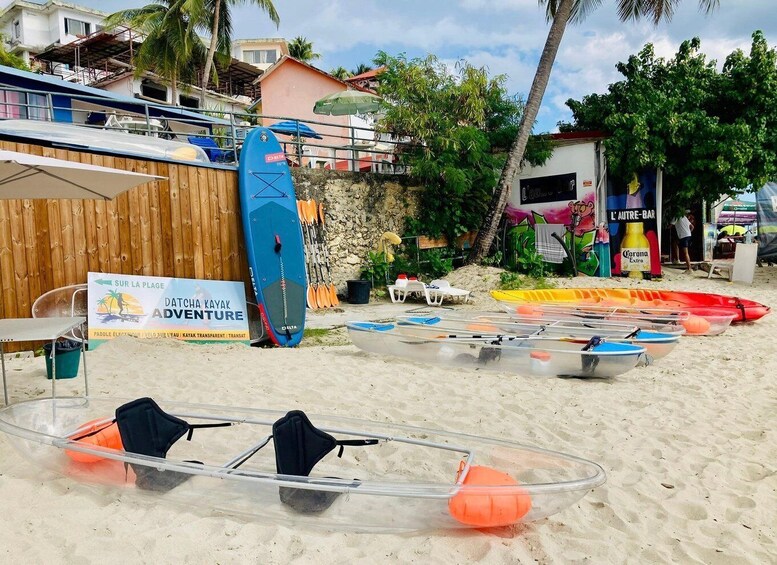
87,273,250,347
606,169,662,279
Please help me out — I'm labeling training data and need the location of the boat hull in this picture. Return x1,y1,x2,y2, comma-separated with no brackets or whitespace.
491,288,770,323
348,322,646,378
0,397,605,533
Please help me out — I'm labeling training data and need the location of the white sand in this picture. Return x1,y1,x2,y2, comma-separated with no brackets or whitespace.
1,265,775,563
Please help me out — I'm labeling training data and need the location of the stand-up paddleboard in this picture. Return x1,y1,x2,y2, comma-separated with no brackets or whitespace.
238,128,306,346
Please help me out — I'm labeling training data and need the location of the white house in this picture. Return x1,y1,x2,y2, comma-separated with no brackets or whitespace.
231,38,288,72
0,0,106,65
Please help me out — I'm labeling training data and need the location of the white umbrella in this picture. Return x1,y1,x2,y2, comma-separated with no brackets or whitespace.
0,149,163,200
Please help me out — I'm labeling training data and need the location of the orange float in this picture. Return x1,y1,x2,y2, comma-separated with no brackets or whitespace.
682,315,711,335
65,418,123,463
515,304,543,318
448,464,532,528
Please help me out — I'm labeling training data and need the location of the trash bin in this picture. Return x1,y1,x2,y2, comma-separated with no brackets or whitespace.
346,280,371,304
43,340,81,380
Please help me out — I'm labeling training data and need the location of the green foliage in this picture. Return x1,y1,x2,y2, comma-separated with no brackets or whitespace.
390,245,455,282
515,246,546,278
373,51,552,242
0,36,30,71
498,271,555,290
288,36,320,62
360,250,392,287
105,1,208,95
330,66,351,80
561,32,777,220
481,251,503,267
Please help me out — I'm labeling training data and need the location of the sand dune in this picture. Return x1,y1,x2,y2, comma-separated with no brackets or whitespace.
0,265,775,563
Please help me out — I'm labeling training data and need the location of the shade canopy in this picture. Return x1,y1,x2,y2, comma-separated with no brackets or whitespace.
0,150,163,200
313,90,383,116
268,120,323,139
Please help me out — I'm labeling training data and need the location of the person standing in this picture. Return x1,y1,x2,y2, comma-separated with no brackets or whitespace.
673,211,694,273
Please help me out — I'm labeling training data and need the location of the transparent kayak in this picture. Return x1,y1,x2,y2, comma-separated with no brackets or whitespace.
0,397,606,533
347,321,647,378
395,314,681,360
493,299,737,336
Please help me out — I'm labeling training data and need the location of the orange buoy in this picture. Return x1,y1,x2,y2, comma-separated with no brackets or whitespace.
530,351,551,361
65,419,123,463
448,464,532,528
515,304,543,318
682,315,711,335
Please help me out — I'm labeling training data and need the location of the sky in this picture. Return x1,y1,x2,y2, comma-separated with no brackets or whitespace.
76,0,777,133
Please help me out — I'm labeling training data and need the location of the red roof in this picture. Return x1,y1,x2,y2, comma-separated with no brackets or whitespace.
346,66,385,82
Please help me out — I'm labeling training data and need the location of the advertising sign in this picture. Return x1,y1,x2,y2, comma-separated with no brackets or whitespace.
606,169,662,279
87,273,250,347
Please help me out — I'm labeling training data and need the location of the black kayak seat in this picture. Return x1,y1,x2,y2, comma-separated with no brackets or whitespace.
114,397,229,492
272,410,378,514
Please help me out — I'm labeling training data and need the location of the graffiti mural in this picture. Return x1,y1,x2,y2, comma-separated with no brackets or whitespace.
504,192,600,276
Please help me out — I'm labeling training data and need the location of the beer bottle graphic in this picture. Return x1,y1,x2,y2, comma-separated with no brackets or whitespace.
621,222,651,278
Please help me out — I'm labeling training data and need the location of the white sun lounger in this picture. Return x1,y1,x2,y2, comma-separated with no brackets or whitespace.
387,279,470,306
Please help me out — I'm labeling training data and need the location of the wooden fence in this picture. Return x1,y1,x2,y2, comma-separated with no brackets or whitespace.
0,141,250,349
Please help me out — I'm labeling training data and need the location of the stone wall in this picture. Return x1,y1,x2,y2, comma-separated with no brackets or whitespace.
291,168,422,294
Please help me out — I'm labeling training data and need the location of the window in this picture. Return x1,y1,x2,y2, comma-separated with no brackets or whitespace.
0,90,48,120
140,80,167,102
243,50,277,65
64,18,91,36
13,20,20,39
519,173,577,205
179,94,199,109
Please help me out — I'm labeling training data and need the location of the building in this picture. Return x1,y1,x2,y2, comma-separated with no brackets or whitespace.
0,0,106,66
231,38,288,72
345,66,383,92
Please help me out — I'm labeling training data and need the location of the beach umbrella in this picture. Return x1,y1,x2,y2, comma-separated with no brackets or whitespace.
0,150,163,200
268,120,323,139
719,224,746,236
313,90,383,116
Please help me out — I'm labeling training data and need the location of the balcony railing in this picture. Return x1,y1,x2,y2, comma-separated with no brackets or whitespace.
0,85,412,174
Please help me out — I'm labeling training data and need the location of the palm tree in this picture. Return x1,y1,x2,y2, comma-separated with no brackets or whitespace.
288,36,320,62
467,0,720,264
105,1,206,104
107,290,123,315
330,66,351,80
186,0,279,107
352,63,372,76
96,297,109,315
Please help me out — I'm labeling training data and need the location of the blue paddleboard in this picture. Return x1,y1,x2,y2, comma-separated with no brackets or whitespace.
238,128,305,346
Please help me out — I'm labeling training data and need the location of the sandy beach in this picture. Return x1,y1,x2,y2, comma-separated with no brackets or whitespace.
0,265,775,564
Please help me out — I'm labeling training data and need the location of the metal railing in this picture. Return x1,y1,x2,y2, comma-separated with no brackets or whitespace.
0,85,412,173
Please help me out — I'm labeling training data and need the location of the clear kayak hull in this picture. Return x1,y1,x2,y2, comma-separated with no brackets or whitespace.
347,321,647,378
492,297,737,336
0,397,606,533
395,314,680,360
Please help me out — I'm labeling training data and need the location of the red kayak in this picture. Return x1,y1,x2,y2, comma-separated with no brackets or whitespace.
490,288,770,323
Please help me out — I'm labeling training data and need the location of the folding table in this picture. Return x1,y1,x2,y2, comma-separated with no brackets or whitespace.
0,317,87,405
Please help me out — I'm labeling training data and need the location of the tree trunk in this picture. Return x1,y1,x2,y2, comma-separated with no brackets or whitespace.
201,0,222,107
171,69,178,107
466,0,575,264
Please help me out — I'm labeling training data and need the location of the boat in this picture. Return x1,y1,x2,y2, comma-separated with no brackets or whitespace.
0,396,606,533
347,321,647,378
0,119,209,164
395,314,681,360
490,288,770,323
492,296,737,336
238,128,306,346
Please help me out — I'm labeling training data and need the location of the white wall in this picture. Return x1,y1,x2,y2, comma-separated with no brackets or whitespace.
510,142,598,208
